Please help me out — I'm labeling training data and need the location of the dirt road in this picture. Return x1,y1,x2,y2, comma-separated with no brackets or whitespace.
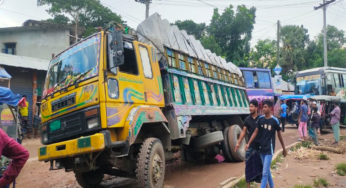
272,129,346,188
14,125,303,188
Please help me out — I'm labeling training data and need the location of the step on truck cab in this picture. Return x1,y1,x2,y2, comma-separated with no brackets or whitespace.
38,14,250,188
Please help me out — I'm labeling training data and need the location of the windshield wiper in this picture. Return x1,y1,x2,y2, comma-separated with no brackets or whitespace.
47,69,94,98
47,78,67,98
62,69,93,90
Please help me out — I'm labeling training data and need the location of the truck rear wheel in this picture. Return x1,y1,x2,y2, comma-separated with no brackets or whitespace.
221,127,234,162
228,125,246,162
75,170,104,188
136,138,165,188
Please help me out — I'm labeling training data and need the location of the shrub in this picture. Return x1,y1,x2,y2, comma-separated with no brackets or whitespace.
336,163,346,176
318,153,329,160
301,141,312,148
313,177,329,187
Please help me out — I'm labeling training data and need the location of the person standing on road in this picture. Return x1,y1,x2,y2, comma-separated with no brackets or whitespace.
0,128,29,187
19,95,30,139
246,100,287,188
235,99,262,187
280,100,287,132
298,100,309,141
310,107,321,146
330,103,341,145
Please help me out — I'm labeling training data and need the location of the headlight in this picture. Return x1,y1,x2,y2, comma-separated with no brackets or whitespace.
87,118,99,129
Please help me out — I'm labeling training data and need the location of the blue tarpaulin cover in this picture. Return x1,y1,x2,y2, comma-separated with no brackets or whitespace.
0,66,11,79
279,94,311,100
0,86,22,106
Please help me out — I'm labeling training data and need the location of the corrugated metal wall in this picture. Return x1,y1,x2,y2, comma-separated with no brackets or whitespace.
4,65,46,125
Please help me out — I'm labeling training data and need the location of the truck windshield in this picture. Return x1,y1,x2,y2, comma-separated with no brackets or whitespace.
43,34,101,97
296,74,321,95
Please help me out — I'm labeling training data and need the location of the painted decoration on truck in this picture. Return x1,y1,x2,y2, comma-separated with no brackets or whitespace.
123,88,144,103
127,106,168,144
193,80,202,105
146,77,164,102
173,75,182,104
183,78,192,104
42,84,98,120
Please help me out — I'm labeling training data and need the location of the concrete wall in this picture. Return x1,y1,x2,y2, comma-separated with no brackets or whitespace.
0,29,70,60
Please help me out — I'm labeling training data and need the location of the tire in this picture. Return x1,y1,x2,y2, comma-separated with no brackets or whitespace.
136,138,165,188
292,113,299,121
228,125,246,162
221,127,233,162
194,131,224,149
75,170,104,188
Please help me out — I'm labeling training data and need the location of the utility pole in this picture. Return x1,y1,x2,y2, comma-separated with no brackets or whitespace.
135,0,152,19
314,0,336,67
276,20,280,66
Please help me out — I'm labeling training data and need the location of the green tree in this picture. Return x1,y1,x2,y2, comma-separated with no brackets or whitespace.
304,25,346,69
38,0,123,39
208,5,256,65
317,25,345,50
175,20,206,39
280,25,309,76
200,35,223,56
249,39,277,69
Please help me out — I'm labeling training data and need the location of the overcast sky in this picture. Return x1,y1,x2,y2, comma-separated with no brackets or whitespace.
0,0,345,46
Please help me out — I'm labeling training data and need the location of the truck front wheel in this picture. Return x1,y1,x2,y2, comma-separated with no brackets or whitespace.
136,138,165,188
75,170,104,188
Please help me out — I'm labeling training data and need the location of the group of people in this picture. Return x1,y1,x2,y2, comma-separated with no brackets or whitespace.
236,97,342,188
235,99,287,188
279,99,341,146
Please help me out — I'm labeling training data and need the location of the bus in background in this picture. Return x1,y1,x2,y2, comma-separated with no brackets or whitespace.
296,67,346,125
296,67,346,97
240,68,275,110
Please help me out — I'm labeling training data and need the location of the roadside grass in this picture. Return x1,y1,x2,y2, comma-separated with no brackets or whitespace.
232,178,256,188
294,184,312,188
271,153,283,169
301,141,312,148
336,163,346,176
290,141,312,152
340,135,346,140
318,153,329,160
313,177,329,187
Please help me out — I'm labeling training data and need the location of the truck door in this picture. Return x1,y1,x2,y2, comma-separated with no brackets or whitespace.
134,42,164,107
105,39,145,127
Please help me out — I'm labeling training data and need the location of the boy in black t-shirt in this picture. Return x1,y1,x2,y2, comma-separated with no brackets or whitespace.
235,99,261,187
246,100,287,188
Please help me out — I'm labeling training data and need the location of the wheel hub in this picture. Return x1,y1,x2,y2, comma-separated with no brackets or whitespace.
152,153,163,183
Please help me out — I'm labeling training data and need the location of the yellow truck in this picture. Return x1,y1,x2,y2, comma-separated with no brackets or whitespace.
38,14,249,188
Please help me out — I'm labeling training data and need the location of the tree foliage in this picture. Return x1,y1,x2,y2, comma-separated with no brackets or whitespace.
279,25,309,75
174,4,256,66
175,20,206,40
38,0,123,37
248,39,277,69
208,5,256,65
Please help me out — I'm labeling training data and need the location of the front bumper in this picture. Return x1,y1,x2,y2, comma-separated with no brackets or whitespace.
38,132,109,161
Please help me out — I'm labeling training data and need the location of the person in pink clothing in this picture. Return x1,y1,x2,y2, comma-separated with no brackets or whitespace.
0,128,29,187
298,100,309,141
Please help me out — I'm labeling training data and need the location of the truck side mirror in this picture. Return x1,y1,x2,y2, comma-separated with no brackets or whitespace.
107,30,124,74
